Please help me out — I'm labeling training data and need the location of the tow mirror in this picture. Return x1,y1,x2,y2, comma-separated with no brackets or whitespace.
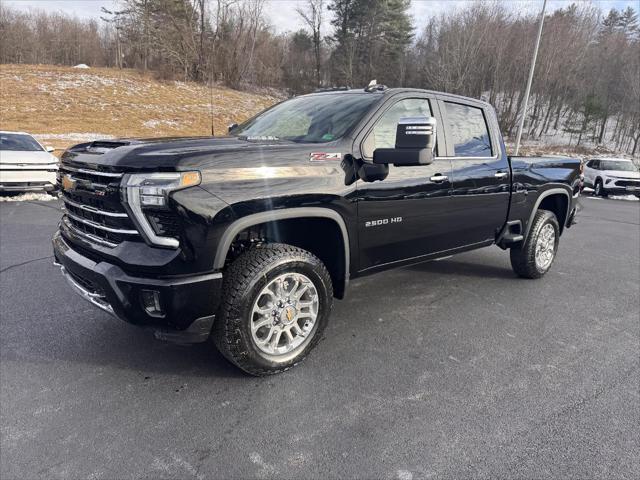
373,116,436,167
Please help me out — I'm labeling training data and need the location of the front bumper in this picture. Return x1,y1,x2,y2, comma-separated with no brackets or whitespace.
52,231,223,343
0,169,57,191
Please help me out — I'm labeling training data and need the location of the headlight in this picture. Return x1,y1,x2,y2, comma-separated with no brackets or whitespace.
123,171,201,248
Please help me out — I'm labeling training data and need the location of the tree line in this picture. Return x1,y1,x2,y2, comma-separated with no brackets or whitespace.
0,0,638,154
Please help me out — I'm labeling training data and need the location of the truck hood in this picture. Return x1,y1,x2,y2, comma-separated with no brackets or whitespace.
60,136,337,171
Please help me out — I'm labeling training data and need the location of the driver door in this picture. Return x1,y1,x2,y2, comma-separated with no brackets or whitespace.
355,96,453,272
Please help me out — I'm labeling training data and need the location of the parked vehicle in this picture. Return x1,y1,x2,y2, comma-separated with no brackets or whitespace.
583,157,640,198
52,86,581,375
0,131,58,192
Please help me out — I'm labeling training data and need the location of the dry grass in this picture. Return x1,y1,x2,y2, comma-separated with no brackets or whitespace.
0,64,280,153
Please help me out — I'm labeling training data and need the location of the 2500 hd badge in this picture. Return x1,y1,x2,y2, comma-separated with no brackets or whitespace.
365,217,403,227
52,84,580,376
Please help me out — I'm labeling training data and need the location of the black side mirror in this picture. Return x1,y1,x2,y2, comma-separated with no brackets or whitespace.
373,116,437,167
228,123,238,134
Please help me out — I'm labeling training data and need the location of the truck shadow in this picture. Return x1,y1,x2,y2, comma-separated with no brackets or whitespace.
2,318,247,379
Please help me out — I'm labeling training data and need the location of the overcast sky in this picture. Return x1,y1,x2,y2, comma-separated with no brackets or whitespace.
3,0,638,33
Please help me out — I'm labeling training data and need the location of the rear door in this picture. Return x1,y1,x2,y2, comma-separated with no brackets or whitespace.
441,99,510,248
354,94,453,272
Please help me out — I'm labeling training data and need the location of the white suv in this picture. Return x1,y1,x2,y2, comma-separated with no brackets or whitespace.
583,158,640,198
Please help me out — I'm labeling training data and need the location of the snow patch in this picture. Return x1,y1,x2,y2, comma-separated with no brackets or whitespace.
608,195,639,202
36,73,117,92
143,119,181,129
73,64,90,69
33,133,114,142
0,193,57,202
581,187,638,201
397,470,413,480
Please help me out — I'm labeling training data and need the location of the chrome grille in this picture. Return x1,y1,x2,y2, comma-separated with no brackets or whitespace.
59,165,141,247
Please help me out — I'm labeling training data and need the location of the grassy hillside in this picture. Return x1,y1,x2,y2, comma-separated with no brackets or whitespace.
0,64,280,152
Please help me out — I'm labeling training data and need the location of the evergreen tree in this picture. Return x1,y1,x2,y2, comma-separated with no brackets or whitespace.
619,6,639,38
328,0,413,87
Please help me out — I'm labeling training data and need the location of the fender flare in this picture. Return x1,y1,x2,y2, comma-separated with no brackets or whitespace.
213,207,350,283
523,187,571,242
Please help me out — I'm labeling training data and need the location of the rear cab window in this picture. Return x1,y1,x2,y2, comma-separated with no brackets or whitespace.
443,102,493,157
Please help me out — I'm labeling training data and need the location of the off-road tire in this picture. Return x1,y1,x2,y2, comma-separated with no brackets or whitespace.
510,209,560,279
212,243,333,376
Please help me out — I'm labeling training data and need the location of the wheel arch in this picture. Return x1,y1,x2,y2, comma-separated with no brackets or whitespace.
523,188,571,242
214,208,350,298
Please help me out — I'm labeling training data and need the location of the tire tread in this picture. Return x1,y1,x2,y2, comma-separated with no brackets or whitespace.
510,209,559,279
212,243,332,376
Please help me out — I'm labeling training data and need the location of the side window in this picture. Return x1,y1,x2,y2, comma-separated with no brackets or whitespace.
362,98,433,158
591,160,600,170
444,102,493,157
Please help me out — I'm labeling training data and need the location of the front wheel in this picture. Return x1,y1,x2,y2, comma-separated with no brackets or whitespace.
510,210,560,279
594,179,608,197
212,243,333,376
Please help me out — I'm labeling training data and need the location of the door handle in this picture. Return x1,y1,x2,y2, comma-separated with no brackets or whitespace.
495,171,509,179
430,174,448,183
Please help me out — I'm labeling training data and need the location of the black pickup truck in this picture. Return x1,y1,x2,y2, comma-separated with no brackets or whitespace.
52,86,581,375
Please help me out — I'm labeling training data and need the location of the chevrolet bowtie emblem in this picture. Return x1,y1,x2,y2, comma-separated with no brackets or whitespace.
62,174,76,192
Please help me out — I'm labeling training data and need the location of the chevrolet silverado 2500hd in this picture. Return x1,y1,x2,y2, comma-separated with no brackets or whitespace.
52,86,581,375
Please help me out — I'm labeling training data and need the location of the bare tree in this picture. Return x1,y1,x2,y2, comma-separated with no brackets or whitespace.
296,0,324,87
1,1,639,155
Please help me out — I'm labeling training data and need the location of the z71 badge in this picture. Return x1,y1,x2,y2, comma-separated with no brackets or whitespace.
365,217,403,227
309,152,342,162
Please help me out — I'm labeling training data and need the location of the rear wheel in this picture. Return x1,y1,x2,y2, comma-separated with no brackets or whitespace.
212,243,333,376
510,210,559,279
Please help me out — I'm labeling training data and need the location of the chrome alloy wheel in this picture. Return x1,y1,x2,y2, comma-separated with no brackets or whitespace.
250,272,319,358
535,223,556,270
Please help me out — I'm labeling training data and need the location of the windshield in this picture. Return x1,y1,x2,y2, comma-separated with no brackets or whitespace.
0,133,44,152
232,93,380,143
600,160,637,172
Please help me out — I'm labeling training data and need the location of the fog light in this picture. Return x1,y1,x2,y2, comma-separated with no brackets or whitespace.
141,289,164,317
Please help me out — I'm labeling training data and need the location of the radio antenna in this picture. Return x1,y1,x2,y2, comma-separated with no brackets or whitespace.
209,64,214,137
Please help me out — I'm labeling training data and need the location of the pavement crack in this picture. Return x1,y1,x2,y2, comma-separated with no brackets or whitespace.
0,255,55,274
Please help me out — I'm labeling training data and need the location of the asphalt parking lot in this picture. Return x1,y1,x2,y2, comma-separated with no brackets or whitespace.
1,196,638,479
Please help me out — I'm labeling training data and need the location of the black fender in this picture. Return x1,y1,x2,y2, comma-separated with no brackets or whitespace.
213,207,351,287
523,187,572,243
